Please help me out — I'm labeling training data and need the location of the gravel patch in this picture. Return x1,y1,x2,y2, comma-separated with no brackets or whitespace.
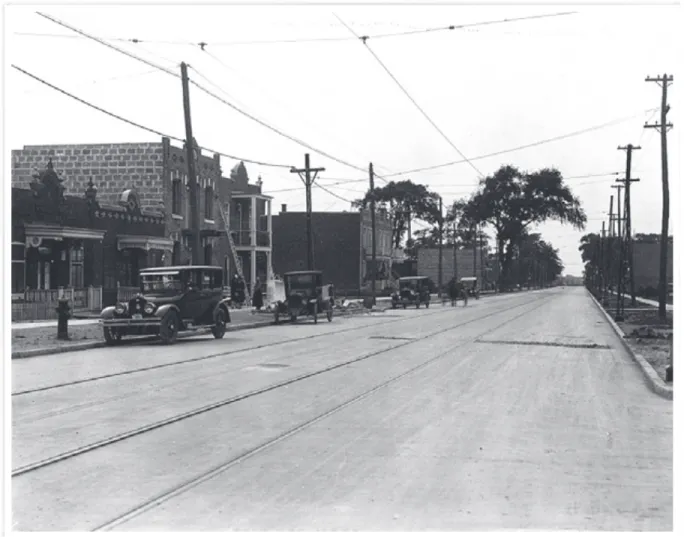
12,324,104,353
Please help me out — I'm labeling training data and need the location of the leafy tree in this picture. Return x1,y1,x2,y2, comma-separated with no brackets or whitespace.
463,165,586,290
353,180,441,249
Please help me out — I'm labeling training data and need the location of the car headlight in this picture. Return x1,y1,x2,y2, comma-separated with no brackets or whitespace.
144,302,156,315
114,303,126,315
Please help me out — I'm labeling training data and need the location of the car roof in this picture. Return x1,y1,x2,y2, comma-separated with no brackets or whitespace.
284,271,323,276
140,265,222,273
399,276,427,281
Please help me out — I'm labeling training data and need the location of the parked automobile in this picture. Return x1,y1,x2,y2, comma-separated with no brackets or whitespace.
391,276,431,309
100,265,232,345
273,271,333,324
461,276,480,299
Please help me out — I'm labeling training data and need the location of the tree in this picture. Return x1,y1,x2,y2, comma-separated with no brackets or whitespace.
463,165,586,290
353,180,441,250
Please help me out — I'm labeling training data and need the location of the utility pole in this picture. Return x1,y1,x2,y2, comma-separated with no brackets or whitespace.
600,222,606,301
452,221,458,285
617,144,641,306
180,63,202,265
645,73,674,320
369,162,377,306
290,154,325,270
611,183,624,320
479,225,485,290
606,195,615,305
472,225,477,279
438,196,443,297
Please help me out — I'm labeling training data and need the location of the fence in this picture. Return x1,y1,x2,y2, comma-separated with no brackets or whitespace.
12,286,103,322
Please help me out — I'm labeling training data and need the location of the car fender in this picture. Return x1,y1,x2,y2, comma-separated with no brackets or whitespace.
101,306,117,319
214,299,232,323
155,303,180,318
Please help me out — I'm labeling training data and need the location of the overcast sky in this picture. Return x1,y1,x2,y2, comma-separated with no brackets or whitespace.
5,1,681,276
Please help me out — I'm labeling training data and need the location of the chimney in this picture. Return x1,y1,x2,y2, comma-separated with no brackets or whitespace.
281,204,287,213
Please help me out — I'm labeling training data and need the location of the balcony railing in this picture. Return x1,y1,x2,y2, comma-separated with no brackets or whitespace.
232,229,271,248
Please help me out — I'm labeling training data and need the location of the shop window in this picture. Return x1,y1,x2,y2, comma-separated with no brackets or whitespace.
172,173,182,215
70,244,85,288
12,242,25,293
205,185,214,221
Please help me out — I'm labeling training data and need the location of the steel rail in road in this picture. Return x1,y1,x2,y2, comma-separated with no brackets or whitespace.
12,292,529,397
13,292,554,479
94,293,556,531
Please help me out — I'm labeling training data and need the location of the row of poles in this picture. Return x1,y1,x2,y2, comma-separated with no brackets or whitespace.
595,73,673,322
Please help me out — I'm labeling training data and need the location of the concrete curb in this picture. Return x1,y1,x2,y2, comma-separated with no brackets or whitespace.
588,290,673,400
11,307,386,360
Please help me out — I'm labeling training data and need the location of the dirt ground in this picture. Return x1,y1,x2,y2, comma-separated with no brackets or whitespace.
12,324,104,354
598,294,673,383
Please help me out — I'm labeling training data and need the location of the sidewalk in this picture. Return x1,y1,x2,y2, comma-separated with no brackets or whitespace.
608,291,673,312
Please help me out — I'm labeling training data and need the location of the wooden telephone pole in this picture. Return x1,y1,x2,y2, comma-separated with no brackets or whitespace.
611,183,624,320
290,154,325,270
645,73,674,320
180,62,202,264
369,162,377,306
617,144,641,307
438,196,443,297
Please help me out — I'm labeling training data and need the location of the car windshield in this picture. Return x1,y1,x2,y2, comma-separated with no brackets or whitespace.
400,280,419,290
141,273,184,293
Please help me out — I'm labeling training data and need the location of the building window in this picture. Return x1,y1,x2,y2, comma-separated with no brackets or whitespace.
205,185,214,221
172,173,182,215
12,242,25,293
70,244,85,288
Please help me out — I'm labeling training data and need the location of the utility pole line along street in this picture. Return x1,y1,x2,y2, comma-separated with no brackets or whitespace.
291,154,325,271
645,73,674,321
617,144,641,307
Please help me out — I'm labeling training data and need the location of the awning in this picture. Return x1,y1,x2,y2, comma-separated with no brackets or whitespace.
117,235,174,252
24,223,106,241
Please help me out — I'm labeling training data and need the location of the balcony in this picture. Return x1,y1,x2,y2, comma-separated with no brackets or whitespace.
232,229,270,248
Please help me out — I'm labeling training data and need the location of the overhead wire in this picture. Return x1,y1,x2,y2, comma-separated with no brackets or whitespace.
383,109,659,177
334,13,485,179
38,11,388,178
11,65,293,169
17,11,576,48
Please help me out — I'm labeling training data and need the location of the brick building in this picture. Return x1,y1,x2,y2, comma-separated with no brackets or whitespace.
11,160,169,320
632,238,674,292
417,246,492,290
271,207,392,295
11,138,273,296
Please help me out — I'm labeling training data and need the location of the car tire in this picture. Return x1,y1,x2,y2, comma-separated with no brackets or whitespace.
103,327,121,346
212,309,227,339
159,311,179,345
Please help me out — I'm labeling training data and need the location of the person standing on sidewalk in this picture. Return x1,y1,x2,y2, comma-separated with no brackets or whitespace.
252,277,264,311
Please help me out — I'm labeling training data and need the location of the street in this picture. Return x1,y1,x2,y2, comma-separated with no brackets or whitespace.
11,287,672,531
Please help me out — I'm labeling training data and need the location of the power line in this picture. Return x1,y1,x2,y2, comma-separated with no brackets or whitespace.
18,11,576,48
12,64,293,169
383,109,659,177
37,12,179,78
335,13,484,179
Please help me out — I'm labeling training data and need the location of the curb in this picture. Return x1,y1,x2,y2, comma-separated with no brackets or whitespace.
10,308,386,360
588,290,673,400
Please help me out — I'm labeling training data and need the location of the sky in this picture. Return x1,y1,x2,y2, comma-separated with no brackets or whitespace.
4,1,681,276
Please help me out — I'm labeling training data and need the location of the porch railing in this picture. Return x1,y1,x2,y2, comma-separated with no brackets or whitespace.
12,286,103,322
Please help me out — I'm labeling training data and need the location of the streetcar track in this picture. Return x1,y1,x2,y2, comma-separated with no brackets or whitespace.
12,291,537,397
12,293,552,478
94,293,554,531
12,301,467,397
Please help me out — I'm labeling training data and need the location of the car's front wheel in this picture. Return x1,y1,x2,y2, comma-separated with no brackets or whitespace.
159,311,179,344
212,309,227,339
103,327,122,346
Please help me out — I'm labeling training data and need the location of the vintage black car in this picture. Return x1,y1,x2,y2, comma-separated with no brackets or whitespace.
100,265,232,345
273,271,333,324
392,276,431,309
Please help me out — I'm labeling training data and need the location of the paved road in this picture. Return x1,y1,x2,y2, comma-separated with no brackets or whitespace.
11,288,672,531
